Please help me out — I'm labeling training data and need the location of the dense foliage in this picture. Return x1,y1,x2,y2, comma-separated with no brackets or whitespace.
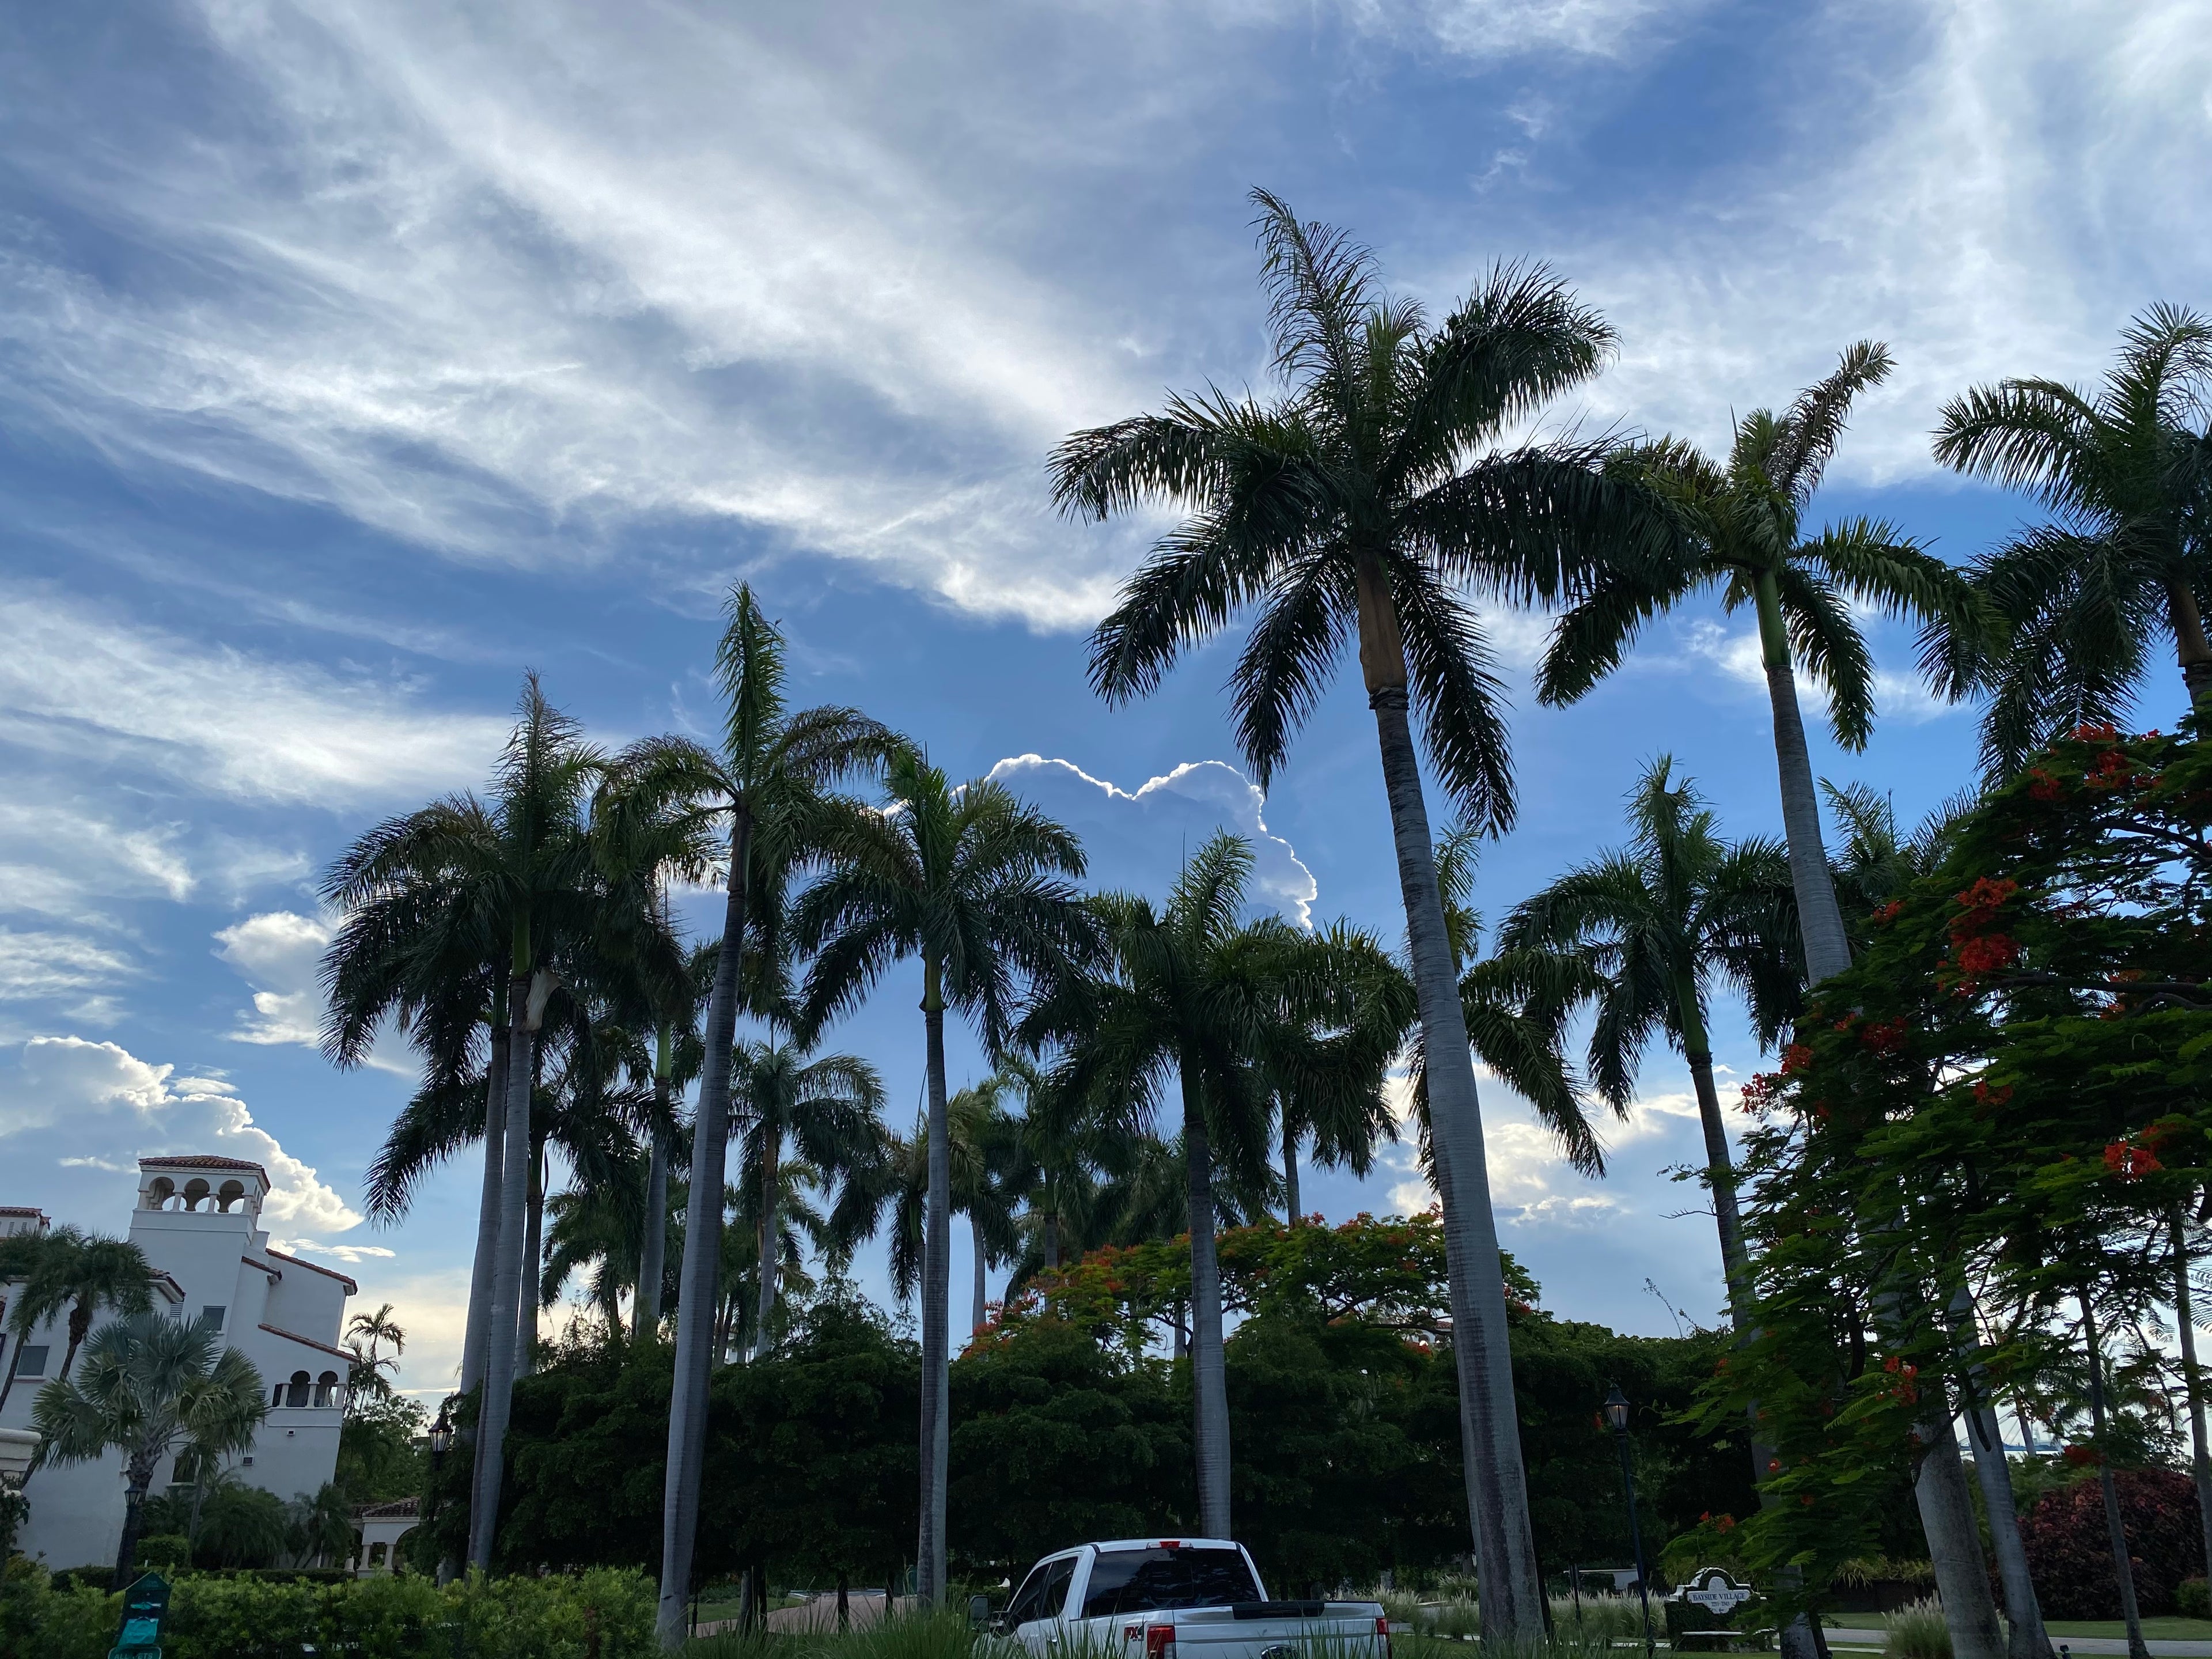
2017,1468,2206,1619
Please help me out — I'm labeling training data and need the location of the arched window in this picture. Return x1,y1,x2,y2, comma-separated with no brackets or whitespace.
314,1371,339,1408
216,1180,245,1213
285,1370,311,1408
145,1177,175,1210
181,1178,211,1211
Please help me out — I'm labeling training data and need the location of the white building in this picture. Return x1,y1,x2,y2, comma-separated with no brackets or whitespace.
0,1154,357,1568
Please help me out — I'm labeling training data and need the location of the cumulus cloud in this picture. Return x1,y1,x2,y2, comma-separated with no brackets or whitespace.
6,1036,362,1234
987,755,1319,923
214,911,334,1048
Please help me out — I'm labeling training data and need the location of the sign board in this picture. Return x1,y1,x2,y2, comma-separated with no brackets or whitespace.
1664,1569,1766,1652
110,1570,169,1658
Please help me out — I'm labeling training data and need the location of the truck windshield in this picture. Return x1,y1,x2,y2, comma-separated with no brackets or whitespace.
1081,1548,1261,1617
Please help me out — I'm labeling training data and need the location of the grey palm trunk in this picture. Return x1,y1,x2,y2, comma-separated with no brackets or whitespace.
656,815,750,1649
916,979,954,1604
468,968,539,1571
637,1080,670,1339
1948,1287,2052,1659
753,1134,781,1361
2081,1294,2153,1659
1367,680,1546,1638
1758,578,2012,1659
2171,1209,2212,1590
971,1216,988,1334
516,1138,544,1378
459,1020,510,1397
1182,1062,1231,1537
1282,1123,1301,1224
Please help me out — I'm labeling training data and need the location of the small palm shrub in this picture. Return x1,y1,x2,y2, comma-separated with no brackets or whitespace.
1884,1597,1951,1659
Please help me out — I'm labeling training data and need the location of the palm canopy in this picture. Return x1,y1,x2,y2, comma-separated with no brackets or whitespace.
1500,756,1803,1099
1054,188,1667,834
880,1077,1028,1304
1930,303,2212,774
1539,343,1972,752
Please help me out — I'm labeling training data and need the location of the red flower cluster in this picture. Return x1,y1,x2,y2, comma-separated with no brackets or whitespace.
2085,747,2139,791
1972,1078,2014,1111
1872,899,1906,924
2063,1443,2101,1468
1779,1043,1815,1075
1949,876,2022,980
1955,933,2021,975
1860,1017,1909,1055
1738,1073,1776,1113
1883,1353,1921,1406
2074,723,2120,743
2027,767,2066,802
2103,1135,2164,1180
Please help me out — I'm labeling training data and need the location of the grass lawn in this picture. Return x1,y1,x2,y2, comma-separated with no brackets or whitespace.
1823,1613,2212,1642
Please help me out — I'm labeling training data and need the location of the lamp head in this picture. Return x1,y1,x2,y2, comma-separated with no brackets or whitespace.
1603,1385,1631,1434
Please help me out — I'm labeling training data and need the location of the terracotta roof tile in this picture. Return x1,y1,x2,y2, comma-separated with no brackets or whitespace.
141,1154,268,1177
259,1322,352,1362
262,1248,359,1294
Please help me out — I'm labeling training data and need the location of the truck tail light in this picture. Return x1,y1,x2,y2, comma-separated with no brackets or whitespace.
1146,1626,1176,1658
1377,1615,1392,1659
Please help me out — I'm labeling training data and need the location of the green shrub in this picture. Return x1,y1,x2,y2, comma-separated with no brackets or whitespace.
136,1534,191,1572
1884,1597,1951,1659
2179,1577,2210,1620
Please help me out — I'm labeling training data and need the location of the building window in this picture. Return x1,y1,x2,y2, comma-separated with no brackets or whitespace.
271,1381,285,1407
313,1371,339,1408
198,1306,225,1331
14,1345,47,1379
285,1370,311,1408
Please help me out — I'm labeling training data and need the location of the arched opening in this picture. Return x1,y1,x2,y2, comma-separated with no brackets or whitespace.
313,1370,339,1408
145,1177,175,1210
369,1541,388,1567
285,1370,310,1408
181,1178,211,1211
216,1180,245,1213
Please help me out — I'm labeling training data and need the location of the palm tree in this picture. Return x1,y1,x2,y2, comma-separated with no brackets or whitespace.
626,585,895,1647
1536,343,1978,987
324,675,603,1572
731,1036,887,1359
794,746,1095,1604
0,1228,156,1410
344,1303,406,1407
30,1312,266,1588
1050,192,1661,1631
1930,304,2212,772
540,1150,648,1341
880,1077,1030,1334
1037,831,1402,1538
1498,757,1800,1311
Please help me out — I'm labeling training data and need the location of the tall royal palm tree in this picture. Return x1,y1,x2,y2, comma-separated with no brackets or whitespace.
324,675,603,1573
31,1312,265,1588
732,1036,886,1359
1537,343,1978,987
794,747,1095,1604
1037,831,1403,1539
1498,757,1801,1310
0,1228,155,1410
1931,304,2212,772
631,585,896,1647
1050,193,1662,1631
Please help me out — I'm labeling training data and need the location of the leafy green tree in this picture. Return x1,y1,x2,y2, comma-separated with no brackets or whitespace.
31,1312,266,1588
1537,344,1975,987
1499,757,1800,1315
794,745,1094,1603
1051,191,1660,1635
618,584,893,1643
1035,831,1403,1537
1931,304,2212,774
335,1391,427,1509
191,1478,289,1569
0,1227,155,1410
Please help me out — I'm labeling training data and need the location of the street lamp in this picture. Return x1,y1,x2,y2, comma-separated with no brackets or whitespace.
427,1410,452,1467
428,1401,456,1586
1604,1385,1656,1659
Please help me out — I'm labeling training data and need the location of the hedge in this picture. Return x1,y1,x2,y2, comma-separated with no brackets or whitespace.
0,1560,657,1658
2018,1468,2206,1619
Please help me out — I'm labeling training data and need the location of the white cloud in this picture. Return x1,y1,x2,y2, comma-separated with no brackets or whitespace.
0,929,136,1000
0,590,505,808
987,755,1320,925
6,1036,362,1234
282,1236,397,1264
214,911,334,1048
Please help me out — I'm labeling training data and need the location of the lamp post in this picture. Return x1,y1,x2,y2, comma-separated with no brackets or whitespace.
428,1402,454,1586
1604,1385,1656,1658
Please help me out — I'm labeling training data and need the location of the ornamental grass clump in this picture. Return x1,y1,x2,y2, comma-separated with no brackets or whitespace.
1883,1597,1951,1659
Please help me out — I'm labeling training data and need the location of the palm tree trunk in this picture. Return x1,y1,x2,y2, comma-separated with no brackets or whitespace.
1181,1059,1231,1538
460,1015,510,1396
1358,577,1544,1639
916,960,953,1605
112,1456,152,1591
2081,1292,2152,1659
516,1137,545,1378
753,1134,781,1361
60,1300,90,1380
1948,1286,2051,1659
1752,573,1852,985
2171,1207,2212,1590
657,809,751,1649
1282,1120,1302,1224
637,1033,672,1340
2165,578,2212,710
468,964,539,1573
971,1215,988,1334
1043,1211,1060,1272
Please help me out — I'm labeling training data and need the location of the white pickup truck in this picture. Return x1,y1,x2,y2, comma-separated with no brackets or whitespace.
990,1538,1391,1659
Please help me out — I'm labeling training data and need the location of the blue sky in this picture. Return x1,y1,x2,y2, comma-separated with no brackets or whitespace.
2,0,2207,1397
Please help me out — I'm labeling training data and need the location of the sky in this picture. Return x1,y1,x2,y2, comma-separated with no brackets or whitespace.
2,0,2209,1400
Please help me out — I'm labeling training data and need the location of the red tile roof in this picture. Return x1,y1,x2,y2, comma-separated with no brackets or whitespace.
263,1248,359,1294
141,1155,268,1179
0,1207,47,1218
259,1322,352,1362
355,1497,421,1520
